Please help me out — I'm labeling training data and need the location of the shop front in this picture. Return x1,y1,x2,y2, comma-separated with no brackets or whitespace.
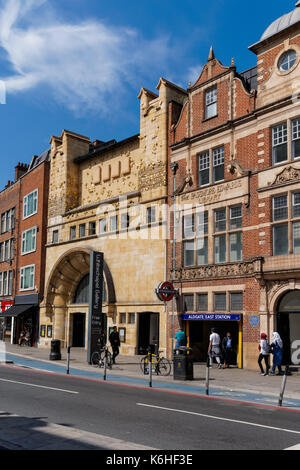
0,300,14,342
1,294,39,347
183,313,243,368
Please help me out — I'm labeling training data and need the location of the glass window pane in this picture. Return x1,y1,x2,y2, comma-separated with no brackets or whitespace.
230,232,242,262
273,195,288,221
183,295,194,312
230,206,242,229
196,237,208,265
197,294,208,311
196,211,208,235
214,234,226,263
184,240,195,267
230,293,243,311
273,224,288,256
293,193,300,218
214,293,226,311
214,209,226,232
184,214,194,238
293,222,300,254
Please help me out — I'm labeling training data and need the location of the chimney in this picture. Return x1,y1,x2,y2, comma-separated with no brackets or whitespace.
15,162,29,181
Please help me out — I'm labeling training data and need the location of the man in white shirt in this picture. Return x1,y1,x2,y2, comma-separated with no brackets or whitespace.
208,328,222,368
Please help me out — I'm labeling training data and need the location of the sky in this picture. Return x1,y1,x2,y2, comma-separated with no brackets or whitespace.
0,0,296,190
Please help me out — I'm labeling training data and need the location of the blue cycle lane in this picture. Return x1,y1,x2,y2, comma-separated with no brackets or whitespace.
1,351,300,410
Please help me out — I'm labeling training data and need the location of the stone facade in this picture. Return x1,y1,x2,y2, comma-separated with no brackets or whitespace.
39,79,186,355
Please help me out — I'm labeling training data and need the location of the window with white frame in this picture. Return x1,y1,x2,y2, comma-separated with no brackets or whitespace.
183,210,208,267
272,193,300,256
205,86,217,119
23,189,38,219
198,152,210,187
21,227,37,255
20,265,35,291
213,146,225,182
99,218,107,234
1,208,15,234
198,146,225,187
214,205,243,264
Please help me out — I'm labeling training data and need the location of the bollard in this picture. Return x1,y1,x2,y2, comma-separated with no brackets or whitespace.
206,354,210,396
103,349,107,381
149,352,153,388
278,365,289,407
66,346,71,375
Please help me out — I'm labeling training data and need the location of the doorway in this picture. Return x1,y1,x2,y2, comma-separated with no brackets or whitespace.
277,290,300,365
72,313,86,347
137,313,159,355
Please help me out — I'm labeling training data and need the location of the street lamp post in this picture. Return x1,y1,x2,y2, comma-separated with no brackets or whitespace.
170,162,178,356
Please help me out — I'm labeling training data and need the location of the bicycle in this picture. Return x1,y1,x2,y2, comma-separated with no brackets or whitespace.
91,345,113,369
140,350,171,376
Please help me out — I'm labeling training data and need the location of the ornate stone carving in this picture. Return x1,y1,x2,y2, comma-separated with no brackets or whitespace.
227,159,250,177
139,162,167,192
173,175,193,196
270,166,300,187
174,258,263,281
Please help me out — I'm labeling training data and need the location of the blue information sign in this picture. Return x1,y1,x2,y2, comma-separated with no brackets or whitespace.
249,315,259,327
183,314,241,321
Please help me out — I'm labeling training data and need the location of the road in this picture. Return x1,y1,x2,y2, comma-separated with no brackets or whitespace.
0,364,300,451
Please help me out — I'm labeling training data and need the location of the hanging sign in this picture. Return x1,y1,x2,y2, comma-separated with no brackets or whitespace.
155,282,178,302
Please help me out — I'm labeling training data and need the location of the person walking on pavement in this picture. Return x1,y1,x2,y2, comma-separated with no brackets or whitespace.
270,332,283,376
109,326,120,364
258,333,270,376
175,328,186,349
208,328,222,369
222,332,235,368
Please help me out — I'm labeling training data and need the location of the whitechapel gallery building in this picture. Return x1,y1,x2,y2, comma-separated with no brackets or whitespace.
39,79,186,355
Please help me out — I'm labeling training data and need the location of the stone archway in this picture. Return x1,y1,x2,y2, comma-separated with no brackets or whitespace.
41,247,116,347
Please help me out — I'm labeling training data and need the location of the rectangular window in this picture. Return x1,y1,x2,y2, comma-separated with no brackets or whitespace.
196,211,208,235
20,265,35,291
146,206,156,224
213,146,224,182
183,240,195,267
293,222,300,254
128,313,135,324
0,272,3,296
214,234,226,264
0,243,3,262
52,230,59,244
3,272,8,295
196,237,208,265
273,195,288,221
79,224,86,238
4,240,10,261
229,232,242,262
70,226,76,240
214,208,226,232
198,152,210,186
230,292,243,311
110,215,118,232
23,189,38,219
121,213,130,230
214,293,226,311
99,219,107,234
8,271,13,296
89,221,96,236
197,293,208,312
293,193,300,218
120,313,126,324
273,224,289,256
230,206,242,229
272,123,288,164
22,227,37,254
183,294,194,312
184,214,194,238
292,118,300,160
1,214,6,234
205,87,217,119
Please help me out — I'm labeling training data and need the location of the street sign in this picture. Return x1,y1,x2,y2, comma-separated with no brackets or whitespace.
183,314,241,321
155,281,178,302
87,251,105,364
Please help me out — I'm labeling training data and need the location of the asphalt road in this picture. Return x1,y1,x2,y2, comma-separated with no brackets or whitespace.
0,364,300,450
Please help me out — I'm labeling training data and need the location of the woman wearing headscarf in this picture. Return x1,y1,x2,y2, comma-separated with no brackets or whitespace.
270,332,283,375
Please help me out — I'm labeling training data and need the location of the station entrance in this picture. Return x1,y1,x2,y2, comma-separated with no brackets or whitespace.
186,318,241,366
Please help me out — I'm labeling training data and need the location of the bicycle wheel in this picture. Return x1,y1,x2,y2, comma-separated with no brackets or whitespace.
158,357,171,376
91,351,101,366
140,356,149,374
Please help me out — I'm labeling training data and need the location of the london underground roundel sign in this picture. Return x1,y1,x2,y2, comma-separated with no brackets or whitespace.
155,281,177,302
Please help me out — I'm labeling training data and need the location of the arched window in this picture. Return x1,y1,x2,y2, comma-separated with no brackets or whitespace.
73,274,107,304
278,291,300,313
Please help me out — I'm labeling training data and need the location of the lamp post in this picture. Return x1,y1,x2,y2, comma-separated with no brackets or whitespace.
170,162,178,356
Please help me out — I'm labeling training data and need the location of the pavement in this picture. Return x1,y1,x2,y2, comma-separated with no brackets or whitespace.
1,342,300,410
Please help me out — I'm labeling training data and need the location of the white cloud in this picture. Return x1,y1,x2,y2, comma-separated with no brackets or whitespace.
0,0,171,114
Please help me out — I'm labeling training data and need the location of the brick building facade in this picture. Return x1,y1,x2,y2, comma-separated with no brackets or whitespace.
0,152,50,345
167,2,300,369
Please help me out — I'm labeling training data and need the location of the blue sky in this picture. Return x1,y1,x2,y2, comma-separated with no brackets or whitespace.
0,0,295,190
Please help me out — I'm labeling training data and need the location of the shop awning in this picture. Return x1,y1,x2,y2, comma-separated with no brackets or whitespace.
0,304,35,318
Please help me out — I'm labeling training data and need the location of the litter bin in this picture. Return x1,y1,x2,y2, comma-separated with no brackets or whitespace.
173,347,193,380
49,340,62,361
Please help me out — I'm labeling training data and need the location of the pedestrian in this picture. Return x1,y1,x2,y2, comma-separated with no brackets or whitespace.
270,332,283,376
222,332,235,368
175,328,186,349
109,326,120,364
208,328,222,369
258,333,270,376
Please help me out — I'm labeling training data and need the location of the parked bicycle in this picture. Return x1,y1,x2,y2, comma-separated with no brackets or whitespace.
91,345,113,369
140,349,171,376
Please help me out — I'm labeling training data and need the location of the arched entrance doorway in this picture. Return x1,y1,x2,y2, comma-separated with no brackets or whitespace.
277,290,300,365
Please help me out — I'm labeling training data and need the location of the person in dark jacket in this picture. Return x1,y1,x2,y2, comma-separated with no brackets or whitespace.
222,332,235,368
109,326,120,364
